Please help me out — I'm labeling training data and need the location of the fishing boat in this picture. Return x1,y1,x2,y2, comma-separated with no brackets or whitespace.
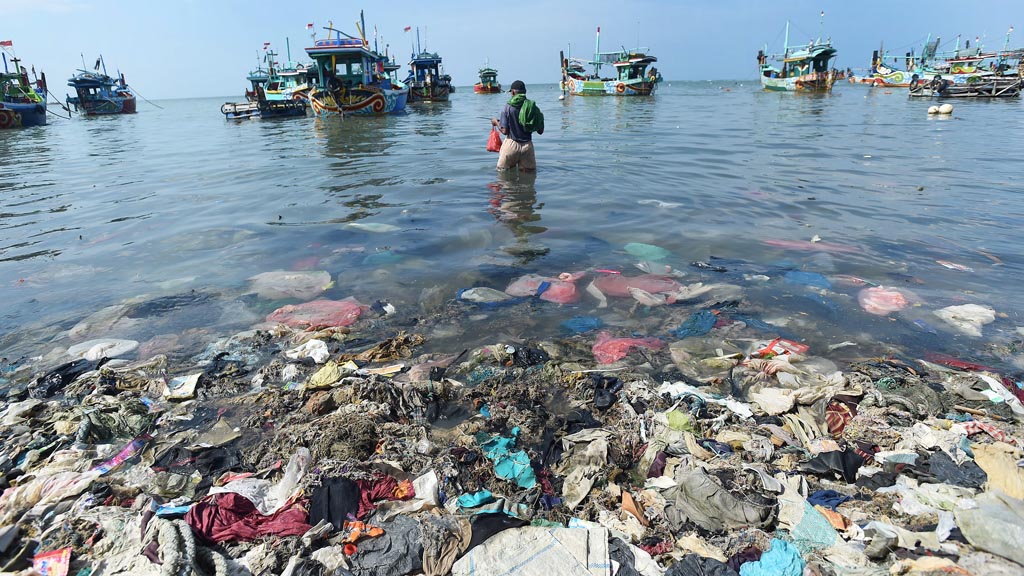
406,29,451,103
757,19,838,93
908,74,1022,98
559,27,661,96
65,56,136,115
0,48,47,129
293,16,408,117
474,65,501,94
221,45,309,120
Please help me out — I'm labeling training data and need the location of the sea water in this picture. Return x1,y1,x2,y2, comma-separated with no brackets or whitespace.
1,82,1023,371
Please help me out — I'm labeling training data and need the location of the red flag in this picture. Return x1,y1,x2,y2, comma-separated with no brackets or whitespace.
403,26,411,32
306,23,314,29
0,40,12,47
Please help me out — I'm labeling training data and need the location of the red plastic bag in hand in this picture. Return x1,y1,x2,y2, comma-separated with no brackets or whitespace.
487,127,502,153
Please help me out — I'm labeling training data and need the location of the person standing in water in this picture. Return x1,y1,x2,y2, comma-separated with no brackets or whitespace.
491,80,544,171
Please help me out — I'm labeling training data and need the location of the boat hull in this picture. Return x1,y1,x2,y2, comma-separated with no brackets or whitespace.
221,98,308,120
301,86,408,117
407,84,450,102
0,101,47,128
474,84,502,94
75,95,137,115
909,78,1022,98
562,78,657,96
760,71,837,92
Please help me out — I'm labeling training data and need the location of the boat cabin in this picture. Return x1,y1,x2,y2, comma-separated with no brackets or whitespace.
408,52,447,86
306,37,391,92
612,53,658,82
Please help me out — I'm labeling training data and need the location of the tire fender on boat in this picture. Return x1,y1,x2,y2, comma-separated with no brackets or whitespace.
616,83,625,93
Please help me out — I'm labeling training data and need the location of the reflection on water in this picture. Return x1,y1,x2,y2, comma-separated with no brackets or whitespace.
0,85,1023,373
487,170,547,264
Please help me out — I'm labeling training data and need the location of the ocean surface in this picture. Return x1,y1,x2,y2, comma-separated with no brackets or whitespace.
2,81,1024,375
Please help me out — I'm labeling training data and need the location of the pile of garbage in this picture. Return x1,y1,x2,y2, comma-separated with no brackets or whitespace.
2,256,1024,576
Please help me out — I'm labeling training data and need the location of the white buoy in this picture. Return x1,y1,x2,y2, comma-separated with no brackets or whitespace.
938,103,954,114
927,105,940,114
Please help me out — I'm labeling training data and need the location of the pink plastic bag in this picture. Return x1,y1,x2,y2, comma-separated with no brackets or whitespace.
266,297,364,329
592,331,664,364
591,274,682,298
505,273,582,304
487,127,502,153
857,286,909,315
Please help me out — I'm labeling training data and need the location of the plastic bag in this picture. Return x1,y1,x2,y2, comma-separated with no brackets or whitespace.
487,127,502,153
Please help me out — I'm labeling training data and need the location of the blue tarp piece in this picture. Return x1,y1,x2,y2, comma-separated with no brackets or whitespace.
670,309,717,339
807,489,852,510
478,427,537,489
457,490,495,508
783,270,832,289
562,316,604,334
739,539,805,576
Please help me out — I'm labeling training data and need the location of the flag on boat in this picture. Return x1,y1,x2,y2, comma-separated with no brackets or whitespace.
0,40,12,47
263,42,270,50
403,26,411,32
306,23,314,29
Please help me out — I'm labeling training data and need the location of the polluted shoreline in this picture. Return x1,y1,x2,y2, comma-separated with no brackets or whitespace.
2,243,1024,576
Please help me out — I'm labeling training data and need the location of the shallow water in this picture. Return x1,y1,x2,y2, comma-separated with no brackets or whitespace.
2,82,1023,371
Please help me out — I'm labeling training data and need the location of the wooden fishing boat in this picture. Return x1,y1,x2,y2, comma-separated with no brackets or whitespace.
0,48,47,129
757,20,838,93
292,16,408,117
474,66,501,93
559,27,661,97
405,29,451,103
66,55,136,115
221,46,308,120
908,74,1022,98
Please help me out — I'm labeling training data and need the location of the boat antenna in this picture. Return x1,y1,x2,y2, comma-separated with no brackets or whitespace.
100,54,107,76
416,27,421,55
595,26,601,75
80,52,86,70
286,37,291,63
818,10,824,44
784,20,790,56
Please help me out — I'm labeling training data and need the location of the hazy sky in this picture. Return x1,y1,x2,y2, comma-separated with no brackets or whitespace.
1,0,1020,99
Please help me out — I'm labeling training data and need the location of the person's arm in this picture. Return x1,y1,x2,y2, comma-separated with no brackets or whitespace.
494,107,510,136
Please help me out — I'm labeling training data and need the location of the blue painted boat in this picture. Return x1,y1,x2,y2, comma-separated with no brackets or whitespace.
295,14,408,117
66,55,137,115
0,51,47,129
221,45,309,120
406,28,452,103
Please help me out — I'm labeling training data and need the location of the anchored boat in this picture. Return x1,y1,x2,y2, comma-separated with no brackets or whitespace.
757,20,838,93
474,65,501,94
222,45,309,120
908,74,1022,98
293,16,408,117
405,28,451,103
0,49,47,129
66,55,136,115
560,27,661,96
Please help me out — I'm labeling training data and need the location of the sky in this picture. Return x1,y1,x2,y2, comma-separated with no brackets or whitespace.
1,0,1020,99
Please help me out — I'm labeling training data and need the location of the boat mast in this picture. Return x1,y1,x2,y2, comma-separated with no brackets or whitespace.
595,26,601,76
101,55,107,76
784,21,790,56
999,25,1014,69
286,37,291,64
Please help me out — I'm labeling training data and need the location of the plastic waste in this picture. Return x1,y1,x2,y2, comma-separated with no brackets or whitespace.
858,286,910,315
487,127,502,153
592,331,664,364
